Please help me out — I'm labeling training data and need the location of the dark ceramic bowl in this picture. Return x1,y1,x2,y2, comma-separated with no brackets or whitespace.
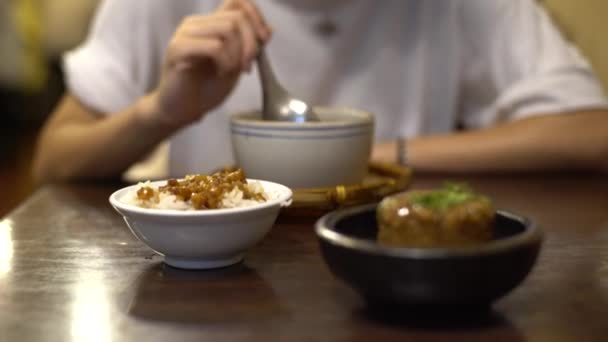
315,204,542,308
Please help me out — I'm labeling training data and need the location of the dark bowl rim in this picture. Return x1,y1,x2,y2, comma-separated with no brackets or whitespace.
315,203,543,259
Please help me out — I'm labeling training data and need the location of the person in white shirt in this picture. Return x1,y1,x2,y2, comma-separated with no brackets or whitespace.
33,0,608,183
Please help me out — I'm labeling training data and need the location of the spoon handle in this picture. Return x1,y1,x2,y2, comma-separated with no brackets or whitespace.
256,47,280,90
257,47,286,115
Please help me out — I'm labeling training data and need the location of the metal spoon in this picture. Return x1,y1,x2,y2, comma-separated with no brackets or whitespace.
256,47,320,122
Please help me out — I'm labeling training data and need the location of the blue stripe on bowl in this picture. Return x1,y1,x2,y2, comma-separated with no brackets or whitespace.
230,122,371,132
231,128,371,140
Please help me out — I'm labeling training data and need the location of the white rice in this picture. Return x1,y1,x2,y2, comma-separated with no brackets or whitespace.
121,180,270,210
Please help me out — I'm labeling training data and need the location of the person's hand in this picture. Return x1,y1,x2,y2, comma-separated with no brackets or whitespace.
141,0,272,129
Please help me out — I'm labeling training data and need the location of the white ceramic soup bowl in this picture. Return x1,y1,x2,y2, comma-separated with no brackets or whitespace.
109,179,292,269
230,107,374,189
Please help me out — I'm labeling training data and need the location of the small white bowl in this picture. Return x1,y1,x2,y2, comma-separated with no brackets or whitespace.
231,107,374,188
109,179,292,269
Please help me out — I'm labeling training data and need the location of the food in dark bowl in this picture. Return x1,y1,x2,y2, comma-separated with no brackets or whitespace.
377,183,494,247
315,188,543,308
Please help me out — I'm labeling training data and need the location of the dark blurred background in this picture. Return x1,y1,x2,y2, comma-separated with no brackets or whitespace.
0,0,606,217
0,0,98,215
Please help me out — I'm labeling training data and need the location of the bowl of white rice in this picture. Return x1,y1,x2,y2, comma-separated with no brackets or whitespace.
109,176,292,270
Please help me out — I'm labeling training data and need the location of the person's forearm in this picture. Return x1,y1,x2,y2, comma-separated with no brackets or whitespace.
372,111,608,173
33,94,174,183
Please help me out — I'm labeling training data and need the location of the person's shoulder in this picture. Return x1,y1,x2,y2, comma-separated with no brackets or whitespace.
459,0,537,18
97,0,219,21
103,0,211,10
145,0,221,16
458,0,541,34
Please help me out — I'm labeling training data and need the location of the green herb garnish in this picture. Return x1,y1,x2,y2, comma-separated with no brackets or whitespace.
409,182,488,210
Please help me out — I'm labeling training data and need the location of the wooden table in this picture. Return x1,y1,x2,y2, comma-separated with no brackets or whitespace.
1,175,607,341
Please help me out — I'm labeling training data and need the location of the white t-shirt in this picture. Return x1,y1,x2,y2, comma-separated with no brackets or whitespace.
64,0,608,177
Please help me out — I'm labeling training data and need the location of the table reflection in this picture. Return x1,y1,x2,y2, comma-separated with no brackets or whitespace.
70,247,113,342
128,263,286,325
0,219,14,277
